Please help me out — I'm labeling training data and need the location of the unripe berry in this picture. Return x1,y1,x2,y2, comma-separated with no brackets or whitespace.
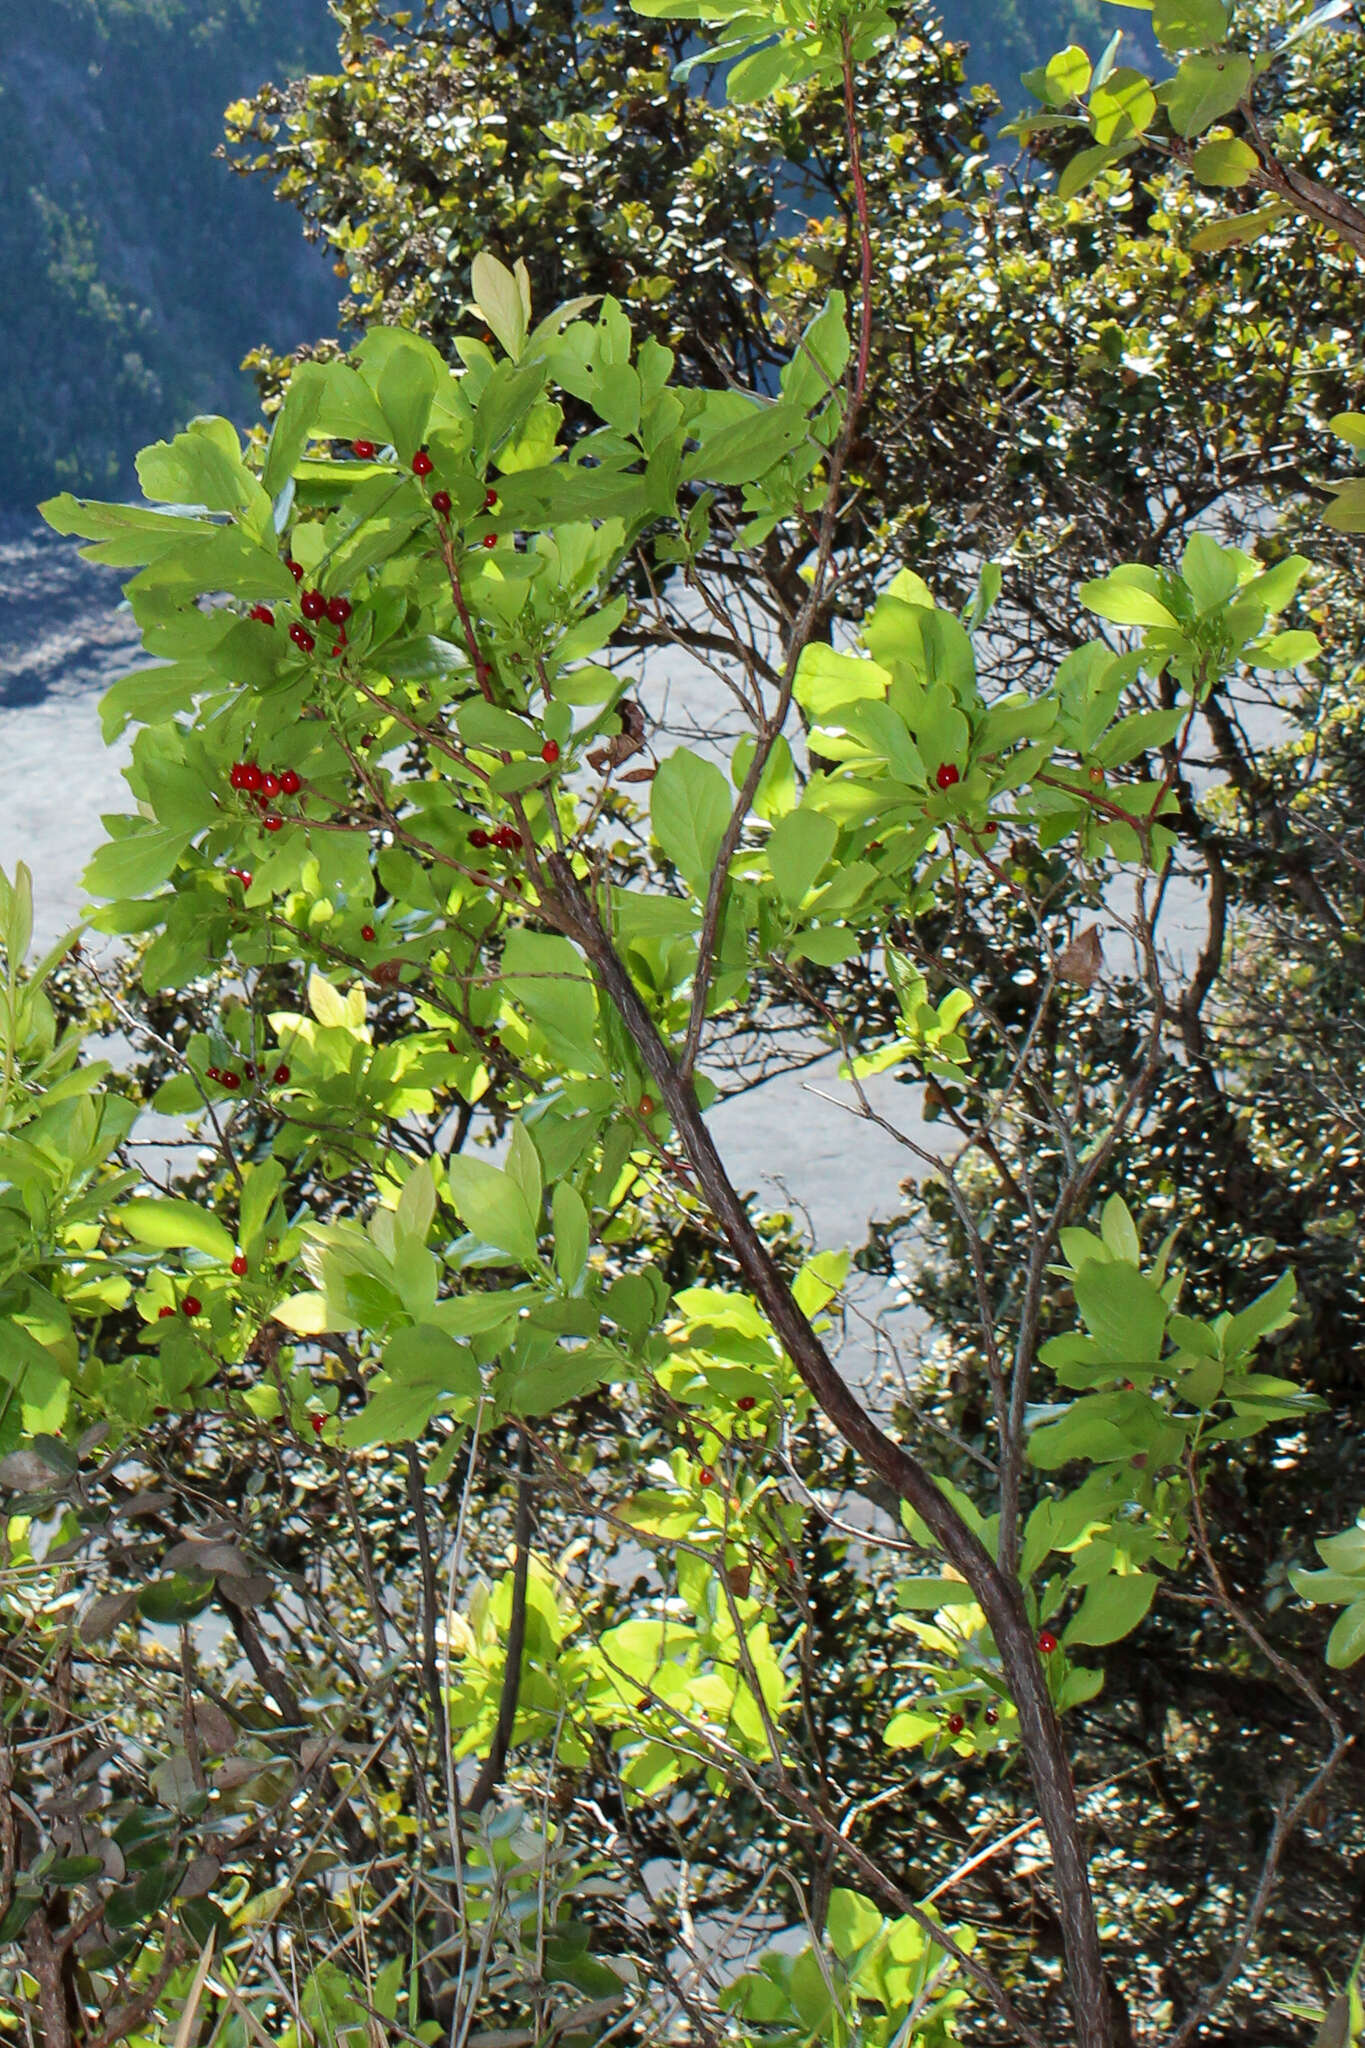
279,769,301,796
289,623,315,653
936,762,960,790
326,595,352,626
182,1296,202,1318
1038,1630,1059,1656
230,1255,248,1277
300,589,327,621
412,448,434,477
431,490,452,515
541,739,560,764
352,439,378,459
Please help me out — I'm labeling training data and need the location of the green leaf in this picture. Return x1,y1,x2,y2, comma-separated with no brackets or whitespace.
136,416,256,512
826,1889,883,1961
1058,140,1137,202
500,930,604,1074
766,808,838,909
1079,567,1178,628
1029,1401,1136,1469
502,1338,623,1416
447,1155,541,1268
1162,50,1252,136
1064,1571,1157,1646
1089,68,1156,144
1244,630,1321,670
471,251,531,359
117,1198,236,1264
1153,0,1229,49
1326,1599,1365,1669
84,827,194,902
1223,1271,1297,1357
341,1326,481,1448
1190,200,1288,251
552,1184,590,1289
1072,1261,1168,1361
1043,43,1092,102
652,751,732,892
682,398,807,485
263,360,328,498
139,1574,215,1625
1190,135,1258,186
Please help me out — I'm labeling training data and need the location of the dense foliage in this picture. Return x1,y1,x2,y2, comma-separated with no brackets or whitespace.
0,0,336,504
4,0,1365,2046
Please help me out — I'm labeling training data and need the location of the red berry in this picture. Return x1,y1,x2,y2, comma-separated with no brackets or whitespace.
207,1066,221,1082
158,1305,175,1319
946,1713,965,1735
279,769,301,797
484,487,498,510
289,623,316,654
360,924,376,942
699,1468,715,1487
221,1071,241,1090
541,739,560,765
446,1039,458,1054
493,826,523,851
352,440,378,459
260,771,282,799
230,1255,248,1278
361,734,376,748
1038,1630,1059,1656
737,1395,757,1413
249,604,274,626
241,763,264,793
482,534,498,549
301,589,327,621
232,870,253,890
412,449,434,477
936,763,961,790
985,1705,999,1726
229,763,249,791
182,1296,202,1319
286,559,304,582
310,1413,325,1435
262,814,284,833
273,1063,291,1085
242,1061,257,1081
330,640,347,657
639,1095,655,1115
431,490,452,515
326,595,352,626
469,828,490,849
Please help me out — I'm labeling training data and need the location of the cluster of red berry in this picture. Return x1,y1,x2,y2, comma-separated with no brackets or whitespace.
469,825,524,852
228,760,302,833
205,1059,291,1091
